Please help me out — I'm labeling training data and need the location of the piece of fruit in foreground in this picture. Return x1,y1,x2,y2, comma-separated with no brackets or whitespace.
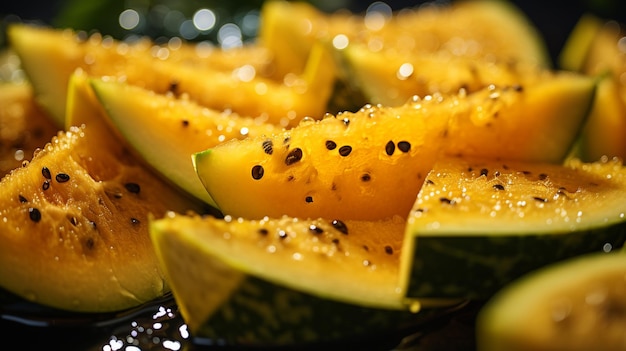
0,124,205,313
403,156,626,299
150,157,626,344
194,75,595,220
150,212,460,346
475,251,626,351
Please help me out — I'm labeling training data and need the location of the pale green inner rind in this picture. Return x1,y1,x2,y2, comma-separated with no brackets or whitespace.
91,79,217,207
475,252,626,351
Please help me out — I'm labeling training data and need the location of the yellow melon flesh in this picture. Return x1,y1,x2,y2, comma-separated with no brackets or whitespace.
7,24,334,128
0,123,204,313
194,75,594,221
0,82,58,176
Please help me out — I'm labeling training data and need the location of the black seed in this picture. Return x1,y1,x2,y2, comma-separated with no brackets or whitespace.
89,221,97,229
325,140,337,150
283,136,290,144
42,180,50,190
533,197,547,203
425,179,435,185
169,80,179,94
181,119,189,127
251,165,264,180
361,173,371,182
41,166,51,179
397,141,411,153
305,196,313,203
262,140,273,155
331,219,348,234
494,171,501,177
513,84,523,92
480,168,489,177
309,225,323,235
332,238,340,245
342,117,350,126
29,208,41,222
493,184,505,190
258,228,269,236
440,197,454,204
285,148,303,165
384,245,394,255
338,145,352,156
84,237,95,250
287,175,295,182
114,192,123,199
539,173,548,180
18,195,28,203
278,230,288,239
385,141,395,156
130,217,140,225
69,216,78,226
363,259,372,267
124,182,141,194
56,173,70,183
363,245,369,251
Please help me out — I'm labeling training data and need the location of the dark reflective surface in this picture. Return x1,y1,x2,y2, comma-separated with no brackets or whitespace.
0,290,481,351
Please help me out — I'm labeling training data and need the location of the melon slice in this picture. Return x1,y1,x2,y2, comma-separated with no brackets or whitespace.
194,75,595,220
7,24,335,127
150,156,626,345
258,0,550,80
65,71,280,206
402,156,626,299
560,16,626,161
150,212,459,346
0,82,58,176
476,252,626,351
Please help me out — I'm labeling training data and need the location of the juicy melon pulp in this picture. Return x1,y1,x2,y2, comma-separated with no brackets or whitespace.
194,75,595,221
0,123,204,312
401,156,626,299
150,212,458,345
0,82,58,176
336,44,550,107
560,16,626,162
7,24,334,128
258,0,550,80
71,73,280,206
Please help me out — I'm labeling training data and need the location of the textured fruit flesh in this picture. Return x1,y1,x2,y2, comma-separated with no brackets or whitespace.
194,76,594,221
0,122,204,312
150,212,457,345
0,82,58,176
79,75,280,206
401,157,626,299
7,24,333,128
258,0,549,80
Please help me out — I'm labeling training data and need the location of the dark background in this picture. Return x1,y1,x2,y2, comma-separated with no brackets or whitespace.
1,0,626,67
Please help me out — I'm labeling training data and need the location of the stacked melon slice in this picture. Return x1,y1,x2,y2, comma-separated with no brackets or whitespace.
1,1,626,349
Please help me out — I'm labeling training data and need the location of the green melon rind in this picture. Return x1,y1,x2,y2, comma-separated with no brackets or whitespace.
404,225,626,299
401,157,626,300
558,14,604,71
475,252,626,351
149,214,456,346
